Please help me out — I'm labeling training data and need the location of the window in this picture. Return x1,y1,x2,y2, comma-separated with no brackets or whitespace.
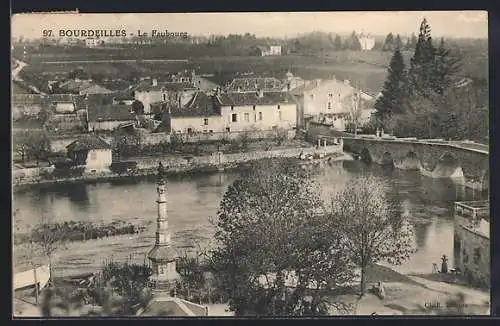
226,127,231,132
253,105,256,111
244,113,250,122
258,112,263,121
163,93,167,101
209,130,213,134
159,266,164,275
328,93,333,98
254,113,257,122
203,130,207,133
187,128,193,133
232,113,238,122
203,118,209,125
474,248,481,265
277,105,281,110
309,94,314,100
90,151,97,160
231,105,234,111
278,111,282,121
328,102,332,110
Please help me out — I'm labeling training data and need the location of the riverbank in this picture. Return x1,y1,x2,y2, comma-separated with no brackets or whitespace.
13,147,347,191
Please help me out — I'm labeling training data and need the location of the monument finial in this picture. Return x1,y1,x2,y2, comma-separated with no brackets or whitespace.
157,161,165,185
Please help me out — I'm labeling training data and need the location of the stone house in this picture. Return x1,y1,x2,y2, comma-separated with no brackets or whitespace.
290,77,375,130
66,135,113,174
158,91,297,135
453,201,490,288
133,79,196,114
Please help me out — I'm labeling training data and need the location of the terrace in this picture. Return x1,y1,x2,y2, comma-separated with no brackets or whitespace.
454,200,490,223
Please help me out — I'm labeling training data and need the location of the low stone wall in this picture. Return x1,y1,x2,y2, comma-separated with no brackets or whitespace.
133,144,342,170
49,129,296,152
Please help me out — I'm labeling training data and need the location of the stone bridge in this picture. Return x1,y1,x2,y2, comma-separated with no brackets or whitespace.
341,136,489,191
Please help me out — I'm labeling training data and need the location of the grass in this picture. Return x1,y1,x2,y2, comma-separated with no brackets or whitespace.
18,53,390,94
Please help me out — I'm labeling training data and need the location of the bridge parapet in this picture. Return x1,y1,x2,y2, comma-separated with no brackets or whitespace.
342,136,489,191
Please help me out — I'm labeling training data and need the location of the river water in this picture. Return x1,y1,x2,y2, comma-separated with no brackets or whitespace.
12,159,488,278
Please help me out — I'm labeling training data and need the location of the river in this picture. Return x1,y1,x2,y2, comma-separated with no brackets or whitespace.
12,159,488,278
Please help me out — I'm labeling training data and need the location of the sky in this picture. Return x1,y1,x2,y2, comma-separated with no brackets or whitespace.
11,11,488,40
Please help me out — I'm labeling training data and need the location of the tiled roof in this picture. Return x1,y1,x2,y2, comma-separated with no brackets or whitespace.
48,94,74,102
217,91,295,106
59,79,94,93
87,104,136,122
80,84,113,95
66,134,113,151
137,296,207,317
12,94,47,105
113,93,135,101
226,77,285,93
170,92,221,117
133,82,195,93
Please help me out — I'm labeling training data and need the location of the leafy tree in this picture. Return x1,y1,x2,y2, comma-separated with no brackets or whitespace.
334,35,343,51
349,31,362,51
374,48,408,127
328,175,417,295
394,34,403,50
382,33,394,52
210,159,356,316
131,100,144,115
112,129,142,158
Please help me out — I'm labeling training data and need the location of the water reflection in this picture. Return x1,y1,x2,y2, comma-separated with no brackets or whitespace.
13,159,488,276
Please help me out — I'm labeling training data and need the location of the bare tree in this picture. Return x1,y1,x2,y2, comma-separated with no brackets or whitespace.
30,216,68,286
13,130,51,165
342,88,369,135
328,175,417,296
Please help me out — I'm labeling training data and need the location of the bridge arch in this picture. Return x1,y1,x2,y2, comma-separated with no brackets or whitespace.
360,148,372,164
399,151,421,170
433,152,464,179
381,152,394,167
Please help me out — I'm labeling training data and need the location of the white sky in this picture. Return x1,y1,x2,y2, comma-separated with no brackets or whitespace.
11,11,488,40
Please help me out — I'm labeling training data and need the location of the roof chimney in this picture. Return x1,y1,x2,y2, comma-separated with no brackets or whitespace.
152,78,158,87
257,89,264,98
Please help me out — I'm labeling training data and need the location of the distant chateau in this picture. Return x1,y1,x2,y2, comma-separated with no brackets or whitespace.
358,33,376,51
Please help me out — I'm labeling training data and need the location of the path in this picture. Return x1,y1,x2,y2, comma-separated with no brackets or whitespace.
12,58,47,95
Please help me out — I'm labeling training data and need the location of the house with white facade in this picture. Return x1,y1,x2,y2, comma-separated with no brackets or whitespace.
358,34,376,51
159,91,296,135
85,38,104,48
291,78,375,130
66,135,113,174
133,79,196,114
258,45,282,56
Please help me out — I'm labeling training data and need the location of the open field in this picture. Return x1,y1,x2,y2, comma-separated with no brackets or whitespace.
19,54,390,94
